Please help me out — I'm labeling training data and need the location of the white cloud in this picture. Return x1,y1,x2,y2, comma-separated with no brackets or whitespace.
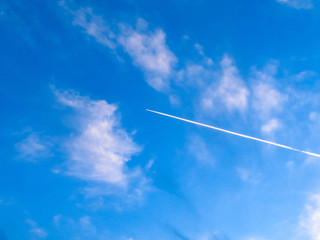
196,231,229,240
79,216,97,234
52,215,110,239
243,237,268,240
72,7,116,48
54,88,142,188
261,118,282,135
236,167,262,184
176,63,213,88
309,112,320,123
202,54,249,112
187,135,215,166
15,133,50,162
53,215,62,226
253,82,288,118
250,63,288,135
300,194,320,239
26,219,47,239
0,196,13,206
290,70,316,82
276,0,313,9
286,160,295,169
65,3,177,93
118,24,177,92
245,62,291,138
252,82,287,118
195,43,204,55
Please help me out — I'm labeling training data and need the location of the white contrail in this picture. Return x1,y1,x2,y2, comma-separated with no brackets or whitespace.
146,109,320,158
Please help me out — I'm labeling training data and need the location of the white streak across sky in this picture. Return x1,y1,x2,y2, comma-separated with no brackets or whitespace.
146,109,320,158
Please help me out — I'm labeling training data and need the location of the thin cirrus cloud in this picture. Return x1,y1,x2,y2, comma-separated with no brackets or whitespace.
26,219,47,239
309,112,320,124
236,167,262,184
66,4,177,93
71,7,116,49
53,88,142,188
276,0,313,9
15,133,51,162
53,214,119,239
187,135,215,167
176,63,213,88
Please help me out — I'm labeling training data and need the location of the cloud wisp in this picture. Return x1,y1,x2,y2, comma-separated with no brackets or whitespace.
276,0,313,9
26,219,47,239
15,133,51,162
63,4,176,93
118,22,177,92
146,109,320,158
201,55,249,113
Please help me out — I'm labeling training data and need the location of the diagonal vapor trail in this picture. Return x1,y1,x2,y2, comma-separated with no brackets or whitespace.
146,109,320,158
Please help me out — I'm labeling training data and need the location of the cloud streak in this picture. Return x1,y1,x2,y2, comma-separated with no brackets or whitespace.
146,109,320,158
26,219,47,239
15,133,51,162
276,0,313,9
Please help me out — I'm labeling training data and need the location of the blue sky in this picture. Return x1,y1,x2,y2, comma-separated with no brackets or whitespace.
2,0,320,239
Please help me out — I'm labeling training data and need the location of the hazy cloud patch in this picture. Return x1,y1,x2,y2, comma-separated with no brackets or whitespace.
276,0,313,9
201,54,249,113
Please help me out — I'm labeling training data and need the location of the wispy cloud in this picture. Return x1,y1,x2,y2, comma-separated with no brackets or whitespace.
251,63,288,119
176,63,214,88
236,167,262,184
194,43,204,56
72,7,116,48
300,194,320,239
309,112,320,124
276,0,313,9
250,62,287,134
15,133,51,162
242,237,268,240
0,196,14,206
53,214,110,239
196,231,229,240
201,54,249,113
62,3,176,93
118,21,177,92
53,88,142,188
290,70,317,82
260,118,282,135
252,82,287,119
187,135,215,167
26,219,47,239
